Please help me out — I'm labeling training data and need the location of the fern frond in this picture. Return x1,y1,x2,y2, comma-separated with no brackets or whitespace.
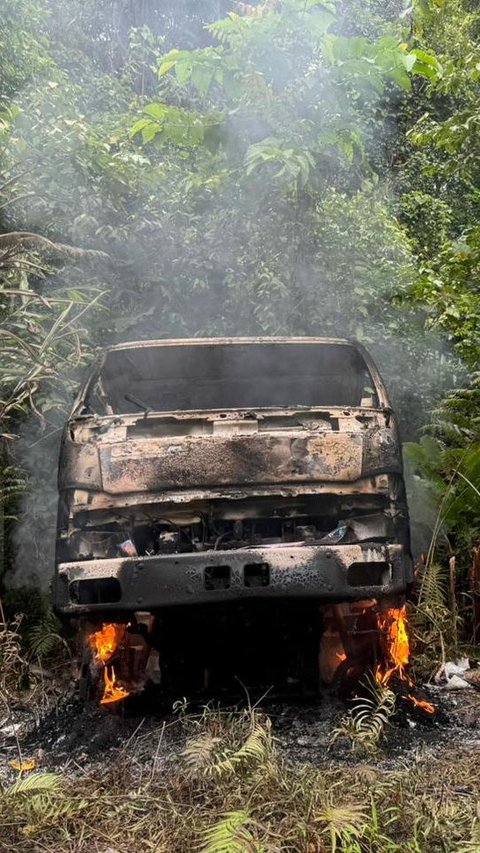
201,809,260,853
207,720,271,778
330,678,396,754
3,772,62,797
417,560,449,613
181,733,222,777
315,800,367,835
24,610,64,659
0,773,88,837
16,793,88,835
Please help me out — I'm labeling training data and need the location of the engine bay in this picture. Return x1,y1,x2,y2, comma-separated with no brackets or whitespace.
60,495,400,562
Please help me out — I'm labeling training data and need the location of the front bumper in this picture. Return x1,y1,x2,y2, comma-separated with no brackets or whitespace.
54,542,412,615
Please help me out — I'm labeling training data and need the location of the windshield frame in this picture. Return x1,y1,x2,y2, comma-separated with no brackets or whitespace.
72,338,390,418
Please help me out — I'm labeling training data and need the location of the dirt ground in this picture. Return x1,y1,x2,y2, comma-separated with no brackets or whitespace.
2,679,480,782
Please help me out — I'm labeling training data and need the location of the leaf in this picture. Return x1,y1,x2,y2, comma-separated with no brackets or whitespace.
330,677,396,754
5,772,62,796
141,123,159,144
157,48,182,77
175,61,193,85
190,64,216,97
158,60,177,77
410,49,443,80
129,118,150,138
201,810,259,853
206,721,271,778
309,10,335,36
403,52,417,73
142,103,168,121
181,734,222,777
8,758,37,772
390,66,411,91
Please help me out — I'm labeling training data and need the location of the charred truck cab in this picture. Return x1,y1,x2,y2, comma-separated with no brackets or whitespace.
54,338,412,693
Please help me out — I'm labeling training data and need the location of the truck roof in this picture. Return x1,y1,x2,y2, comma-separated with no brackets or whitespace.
105,337,356,352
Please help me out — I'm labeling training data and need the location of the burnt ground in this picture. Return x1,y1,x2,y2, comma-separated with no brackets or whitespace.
2,680,480,783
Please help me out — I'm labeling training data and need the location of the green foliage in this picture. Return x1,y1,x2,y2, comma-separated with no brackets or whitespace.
23,608,64,659
405,374,480,556
207,719,272,778
0,282,102,431
182,713,273,780
2,586,66,663
400,2,480,372
2,701,480,851
314,799,368,853
124,0,458,443
0,772,87,838
244,137,315,188
0,0,52,102
0,612,31,716
130,102,222,146
201,810,261,853
3,772,62,796
330,677,397,754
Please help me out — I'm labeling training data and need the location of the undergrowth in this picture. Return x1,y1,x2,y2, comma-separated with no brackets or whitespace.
1,706,480,853
0,593,72,728
330,677,397,755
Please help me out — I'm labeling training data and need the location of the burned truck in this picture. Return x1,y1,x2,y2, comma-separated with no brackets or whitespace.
54,338,413,695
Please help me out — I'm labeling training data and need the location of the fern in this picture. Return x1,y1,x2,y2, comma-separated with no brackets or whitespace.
17,794,87,836
181,733,222,777
414,559,458,659
3,772,62,797
406,375,480,561
330,677,396,754
430,374,480,448
0,465,27,514
0,772,87,836
0,615,34,712
206,720,272,778
417,560,449,615
23,609,65,660
207,13,250,45
315,799,367,853
201,810,261,853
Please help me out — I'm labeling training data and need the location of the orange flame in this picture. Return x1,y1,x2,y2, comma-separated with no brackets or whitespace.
406,693,436,715
376,606,410,685
100,664,130,705
89,623,130,705
375,606,435,715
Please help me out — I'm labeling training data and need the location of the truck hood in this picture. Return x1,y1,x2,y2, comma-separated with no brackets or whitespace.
59,407,400,495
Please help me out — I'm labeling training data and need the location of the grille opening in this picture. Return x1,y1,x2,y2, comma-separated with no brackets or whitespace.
244,562,270,587
204,565,231,590
67,500,391,562
347,561,390,587
70,577,122,605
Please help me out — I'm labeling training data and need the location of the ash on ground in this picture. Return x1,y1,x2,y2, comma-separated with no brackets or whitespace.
2,682,480,786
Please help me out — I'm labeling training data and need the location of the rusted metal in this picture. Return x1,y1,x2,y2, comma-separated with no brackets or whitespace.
56,543,407,614
53,338,413,619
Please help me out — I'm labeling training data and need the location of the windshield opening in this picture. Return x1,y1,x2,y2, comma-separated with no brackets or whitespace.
84,342,379,415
